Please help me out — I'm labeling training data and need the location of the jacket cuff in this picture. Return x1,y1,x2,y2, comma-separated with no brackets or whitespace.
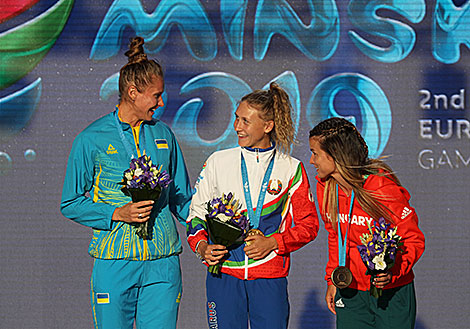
194,239,207,260
107,207,117,229
272,233,286,254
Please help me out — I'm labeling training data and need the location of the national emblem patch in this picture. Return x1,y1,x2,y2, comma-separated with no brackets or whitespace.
96,293,110,304
267,179,282,195
155,139,168,149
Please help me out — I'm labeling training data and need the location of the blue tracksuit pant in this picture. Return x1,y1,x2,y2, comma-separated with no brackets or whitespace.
206,272,289,329
91,256,182,329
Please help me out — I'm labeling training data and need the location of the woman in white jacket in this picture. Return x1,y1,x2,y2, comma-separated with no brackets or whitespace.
186,82,319,329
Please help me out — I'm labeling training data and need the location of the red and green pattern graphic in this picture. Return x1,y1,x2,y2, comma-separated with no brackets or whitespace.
0,0,74,138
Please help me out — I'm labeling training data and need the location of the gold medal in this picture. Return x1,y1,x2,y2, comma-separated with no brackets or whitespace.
331,266,353,289
245,229,264,246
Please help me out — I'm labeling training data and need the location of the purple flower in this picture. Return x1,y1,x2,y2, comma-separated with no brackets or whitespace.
208,209,218,218
149,180,158,189
376,217,390,231
211,198,221,208
121,155,172,191
157,171,172,188
388,246,397,261
231,215,248,232
140,160,149,171
358,245,375,270
357,245,367,258
205,193,250,233
357,218,403,280
218,203,227,213
366,241,376,257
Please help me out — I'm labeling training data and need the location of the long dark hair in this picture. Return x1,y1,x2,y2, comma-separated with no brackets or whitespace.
309,117,401,226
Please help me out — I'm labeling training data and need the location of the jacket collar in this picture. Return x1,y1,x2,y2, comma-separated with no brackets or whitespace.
113,107,156,130
242,141,275,153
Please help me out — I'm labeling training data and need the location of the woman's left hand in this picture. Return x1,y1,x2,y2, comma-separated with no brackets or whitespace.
243,235,278,260
373,272,392,289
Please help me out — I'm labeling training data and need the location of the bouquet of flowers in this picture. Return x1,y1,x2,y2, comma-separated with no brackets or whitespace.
205,192,250,275
357,217,403,298
119,154,171,239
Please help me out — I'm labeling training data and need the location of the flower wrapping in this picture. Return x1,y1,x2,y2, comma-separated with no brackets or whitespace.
119,154,171,239
205,192,250,275
357,217,403,298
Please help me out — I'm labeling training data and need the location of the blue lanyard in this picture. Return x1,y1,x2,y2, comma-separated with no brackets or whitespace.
337,187,355,267
113,108,146,160
241,150,275,228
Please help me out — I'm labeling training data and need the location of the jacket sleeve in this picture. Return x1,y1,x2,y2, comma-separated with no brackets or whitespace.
60,135,115,230
272,162,319,255
376,178,425,284
186,155,214,252
167,131,193,227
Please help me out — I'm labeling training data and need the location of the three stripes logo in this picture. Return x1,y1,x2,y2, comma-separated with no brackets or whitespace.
401,207,412,219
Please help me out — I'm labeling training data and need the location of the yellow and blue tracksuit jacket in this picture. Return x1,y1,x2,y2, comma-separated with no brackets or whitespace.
61,109,192,260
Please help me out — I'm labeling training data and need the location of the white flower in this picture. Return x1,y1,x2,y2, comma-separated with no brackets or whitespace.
388,227,398,239
125,172,133,181
372,253,387,271
134,168,143,177
216,213,231,223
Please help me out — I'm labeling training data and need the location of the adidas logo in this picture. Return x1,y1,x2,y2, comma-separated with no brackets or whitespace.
335,298,345,308
401,207,412,219
106,144,118,155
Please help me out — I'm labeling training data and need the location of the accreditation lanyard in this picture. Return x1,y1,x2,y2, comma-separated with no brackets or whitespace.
337,187,355,267
113,108,146,160
240,150,275,228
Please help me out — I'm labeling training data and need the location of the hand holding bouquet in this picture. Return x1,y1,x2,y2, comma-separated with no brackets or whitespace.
205,192,250,275
119,154,171,239
357,217,403,298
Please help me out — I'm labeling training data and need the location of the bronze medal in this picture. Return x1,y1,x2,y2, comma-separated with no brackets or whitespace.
331,266,353,289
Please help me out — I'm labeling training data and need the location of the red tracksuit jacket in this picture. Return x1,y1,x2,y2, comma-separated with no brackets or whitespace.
316,173,425,291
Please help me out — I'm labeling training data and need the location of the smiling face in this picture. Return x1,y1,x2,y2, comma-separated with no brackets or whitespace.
123,76,164,126
309,137,337,179
234,101,274,149
133,76,164,122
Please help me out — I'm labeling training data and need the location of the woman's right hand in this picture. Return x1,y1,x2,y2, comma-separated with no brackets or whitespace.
112,200,154,223
325,285,337,315
197,240,228,265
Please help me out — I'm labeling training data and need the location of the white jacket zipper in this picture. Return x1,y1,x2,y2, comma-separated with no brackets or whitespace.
244,253,248,280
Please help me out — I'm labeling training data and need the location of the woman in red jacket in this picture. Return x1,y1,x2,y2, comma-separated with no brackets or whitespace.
309,117,425,329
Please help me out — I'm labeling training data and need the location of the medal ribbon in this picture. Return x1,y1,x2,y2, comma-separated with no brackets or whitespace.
113,107,146,160
337,187,355,267
241,150,275,228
